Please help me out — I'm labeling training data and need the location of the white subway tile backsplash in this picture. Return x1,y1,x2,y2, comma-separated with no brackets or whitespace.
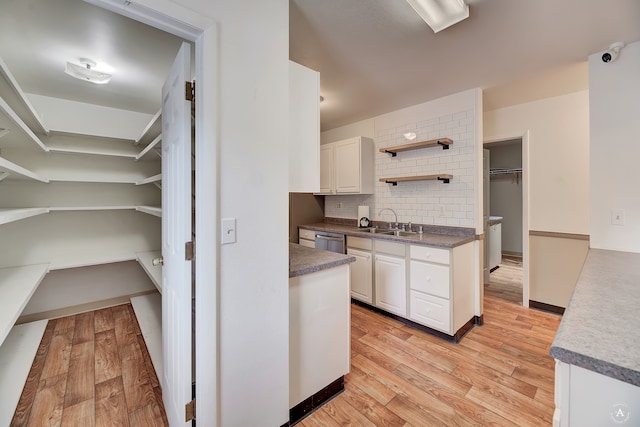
324,108,477,228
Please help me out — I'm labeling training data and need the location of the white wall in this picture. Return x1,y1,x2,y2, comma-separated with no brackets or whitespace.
27,93,154,140
589,40,640,253
178,1,290,425
323,89,482,230
484,91,590,234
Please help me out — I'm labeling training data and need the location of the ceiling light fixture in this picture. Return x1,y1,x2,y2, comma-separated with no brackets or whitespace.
406,0,469,33
65,58,112,84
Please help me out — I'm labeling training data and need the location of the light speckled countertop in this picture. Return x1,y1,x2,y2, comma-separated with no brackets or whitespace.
289,243,355,278
299,223,475,248
550,249,640,387
489,216,503,226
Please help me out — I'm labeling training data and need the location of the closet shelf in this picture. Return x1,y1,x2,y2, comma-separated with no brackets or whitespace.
136,206,162,217
136,174,161,186
380,137,453,156
134,109,161,146
0,96,49,153
0,320,48,427
136,250,162,293
380,174,453,185
0,206,161,226
0,263,49,347
136,134,162,160
47,146,138,159
489,167,522,175
0,57,49,135
0,208,49,225
0,156,49,183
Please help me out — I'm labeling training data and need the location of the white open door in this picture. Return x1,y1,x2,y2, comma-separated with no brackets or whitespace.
161,41,193,426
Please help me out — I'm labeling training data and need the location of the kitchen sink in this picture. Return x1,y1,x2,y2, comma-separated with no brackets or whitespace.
357,228,416,237
358,227,395,234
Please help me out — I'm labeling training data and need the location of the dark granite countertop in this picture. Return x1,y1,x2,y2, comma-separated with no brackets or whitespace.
299,222,475,248
550,249,640,387
289,243,355,278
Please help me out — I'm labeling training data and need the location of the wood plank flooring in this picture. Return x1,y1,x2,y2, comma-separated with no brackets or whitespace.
11,304,168,426
12,261,558,426
300,261,561,426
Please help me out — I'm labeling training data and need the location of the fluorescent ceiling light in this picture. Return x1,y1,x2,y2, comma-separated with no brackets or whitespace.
65,58,112,84
407,0,469,33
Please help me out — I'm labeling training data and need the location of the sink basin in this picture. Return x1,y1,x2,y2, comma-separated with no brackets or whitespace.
357,228,417,237
392,230,417,237
358,227,395,235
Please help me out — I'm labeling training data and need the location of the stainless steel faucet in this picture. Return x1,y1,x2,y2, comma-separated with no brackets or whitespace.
378,208,398,229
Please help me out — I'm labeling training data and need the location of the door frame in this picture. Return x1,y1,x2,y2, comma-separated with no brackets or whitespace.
85,0,219,424
483,130,530,308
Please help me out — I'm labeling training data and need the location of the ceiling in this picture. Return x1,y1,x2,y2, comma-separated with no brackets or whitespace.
1,0,639,133
0,0,184,116
290,0,640,130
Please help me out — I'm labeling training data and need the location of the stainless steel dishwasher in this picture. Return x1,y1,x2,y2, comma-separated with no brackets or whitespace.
314,231,346,254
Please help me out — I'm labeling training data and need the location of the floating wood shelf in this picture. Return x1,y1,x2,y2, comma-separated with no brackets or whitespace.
380,138,453,156
380,174,453,185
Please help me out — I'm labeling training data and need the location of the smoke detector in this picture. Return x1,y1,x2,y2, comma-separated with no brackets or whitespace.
65,58,112,84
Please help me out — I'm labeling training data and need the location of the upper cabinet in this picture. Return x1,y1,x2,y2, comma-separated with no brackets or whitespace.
317,136,374,195
289,61,320,193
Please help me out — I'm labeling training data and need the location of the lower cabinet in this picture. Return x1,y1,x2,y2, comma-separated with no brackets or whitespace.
347,248,373,304
408,243,474,335
345,234,475,339
374,241,407,317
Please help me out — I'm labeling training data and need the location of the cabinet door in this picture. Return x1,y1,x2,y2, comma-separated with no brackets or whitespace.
374,253,406,316
347,248,373,304
318,144,334,194
334,138,360,193
288,61,320,192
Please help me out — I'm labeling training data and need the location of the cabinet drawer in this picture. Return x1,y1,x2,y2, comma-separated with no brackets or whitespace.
298,238,315,248
299,229,316,241
409,290,450,333
375,240,406,257
409,261,450,299
410,245,450,264
347,236,372,250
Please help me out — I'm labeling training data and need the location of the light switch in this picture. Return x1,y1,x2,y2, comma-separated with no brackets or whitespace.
611,209,625,226
221,218,236,244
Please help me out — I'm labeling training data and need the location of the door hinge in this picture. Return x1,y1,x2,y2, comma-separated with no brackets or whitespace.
185,399,196,422
185,241,195,261
186,81,195,101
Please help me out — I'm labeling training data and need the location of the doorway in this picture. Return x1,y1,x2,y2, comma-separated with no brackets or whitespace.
484,138,524,305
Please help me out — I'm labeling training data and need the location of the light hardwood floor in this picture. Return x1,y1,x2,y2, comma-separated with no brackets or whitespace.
11,304,168,427
299,260,561,426
14,262,559,426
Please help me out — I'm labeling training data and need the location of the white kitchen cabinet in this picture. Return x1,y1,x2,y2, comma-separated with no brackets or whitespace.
553,360,640,427
289,61,320,193
319,144,334,194
298,228,316,248
489,222,502,271
408,243,474,336
316,136,374,195
347,236,373,304
374,241,406,316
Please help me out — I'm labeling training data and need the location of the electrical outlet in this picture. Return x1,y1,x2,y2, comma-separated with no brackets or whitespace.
611,209,625,226
336,202,342,209
438,205,445,215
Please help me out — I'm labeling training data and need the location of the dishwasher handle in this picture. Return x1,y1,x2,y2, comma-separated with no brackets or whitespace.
315,235,344,242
